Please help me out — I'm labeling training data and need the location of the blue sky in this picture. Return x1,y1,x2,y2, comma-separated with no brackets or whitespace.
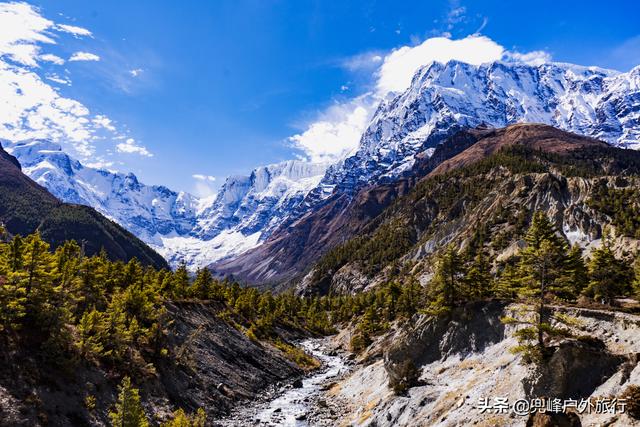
3,0,640,196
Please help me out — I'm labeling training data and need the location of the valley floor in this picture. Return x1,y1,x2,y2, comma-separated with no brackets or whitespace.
220,303,640,427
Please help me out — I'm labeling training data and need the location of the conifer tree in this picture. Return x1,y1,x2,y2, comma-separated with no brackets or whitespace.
427,244,465,312
561,244,588,298
634,257,640,298
171,264,190,299
7,234,24,272
161,408,206,427
493,263,520,299
582,237,634,304
109,376,148,427
465,251,492,299
22,232,55,298
190,268,214,299
502,212,572,361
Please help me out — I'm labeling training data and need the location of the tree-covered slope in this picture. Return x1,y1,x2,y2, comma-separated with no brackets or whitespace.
0,143,168,269
302,124,640,295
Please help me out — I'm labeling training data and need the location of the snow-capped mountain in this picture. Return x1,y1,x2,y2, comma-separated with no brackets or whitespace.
156,159,328,267
2,138,328,268
5,60,639,272
5,140,198,241
300,61,640,211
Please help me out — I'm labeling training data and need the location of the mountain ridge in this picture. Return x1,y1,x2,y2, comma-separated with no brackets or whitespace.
0,142,168,269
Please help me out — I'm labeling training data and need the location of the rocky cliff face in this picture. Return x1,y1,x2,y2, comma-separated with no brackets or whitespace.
320,303,640,427
293,124,640,295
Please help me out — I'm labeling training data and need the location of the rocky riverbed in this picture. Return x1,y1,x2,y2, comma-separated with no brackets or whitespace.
214,338,352,426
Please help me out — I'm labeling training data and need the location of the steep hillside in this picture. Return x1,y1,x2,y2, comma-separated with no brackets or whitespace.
0,302,303,426
301,124,640,294
315,303,640,427
0,143,167,269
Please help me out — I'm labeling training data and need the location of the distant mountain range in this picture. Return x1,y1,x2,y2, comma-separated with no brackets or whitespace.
5,60,639,272
0,142,167,269
4,138,328,268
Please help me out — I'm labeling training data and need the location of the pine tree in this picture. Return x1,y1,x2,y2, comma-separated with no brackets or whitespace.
493,263,520,299
161,408,206,427
6,234,24,272
171,264,190,299
465,251,492,299
76,309,107,359
427,244,466,312
633,257,640,299
582,238,634,304
109,376,149,427
22,232,55,298
561,244,588,298
190,268,214,299
502,212,573,362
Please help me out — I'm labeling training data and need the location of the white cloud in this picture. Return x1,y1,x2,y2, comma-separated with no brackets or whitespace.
39,53,64,65
288,97,373,163
84,159,114,170
57,23,92,37
129,68,143,77
0,2,54,66
445,6,467,30
0,2,139,161
69,51,100,62
504,50,552,66
46,73,71,85
92,115,116,131
116,138,153,157
376,35,505,94
192,175,217,198
192,174,216,182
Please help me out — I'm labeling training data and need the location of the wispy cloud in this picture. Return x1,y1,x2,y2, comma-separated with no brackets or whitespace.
129,68,143,77
192,174,217,197
116,138,153,157
57,23,92,37
609,34,640,71
69,51,100,61
39,53,64,65
192,174,216,182
0,2,143,162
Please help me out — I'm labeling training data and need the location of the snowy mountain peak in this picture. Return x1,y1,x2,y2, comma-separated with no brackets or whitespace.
300,60,640,210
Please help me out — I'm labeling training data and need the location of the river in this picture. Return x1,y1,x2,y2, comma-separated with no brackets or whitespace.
216,338,349,426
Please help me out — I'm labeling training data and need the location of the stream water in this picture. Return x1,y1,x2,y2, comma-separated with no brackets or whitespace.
217,338,349,426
